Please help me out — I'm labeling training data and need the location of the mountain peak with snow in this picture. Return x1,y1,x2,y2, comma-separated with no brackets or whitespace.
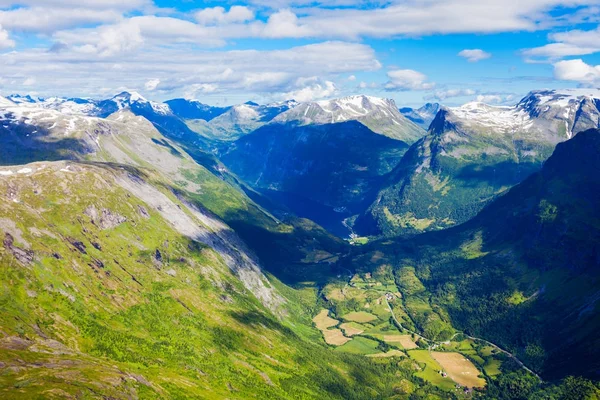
110,91,149,107
0,96,15,107
272,94,424,143
400,102,440,130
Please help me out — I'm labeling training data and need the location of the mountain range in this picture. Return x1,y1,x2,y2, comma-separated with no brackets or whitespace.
1,88,600,399
355,89,600,237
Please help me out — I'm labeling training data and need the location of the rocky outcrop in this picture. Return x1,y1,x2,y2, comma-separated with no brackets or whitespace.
84,205,127,230
3,232,34,265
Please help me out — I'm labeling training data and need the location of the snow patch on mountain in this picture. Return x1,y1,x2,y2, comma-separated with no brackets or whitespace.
272,95,425,143
443,89,600,140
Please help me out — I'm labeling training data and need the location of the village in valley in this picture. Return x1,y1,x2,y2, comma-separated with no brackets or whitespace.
313,267,506,395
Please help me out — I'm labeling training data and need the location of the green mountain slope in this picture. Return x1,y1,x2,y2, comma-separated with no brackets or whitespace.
220,121,410,236
357,90,600,237
353,129,600,380
0,106,348,284
0,161,437,399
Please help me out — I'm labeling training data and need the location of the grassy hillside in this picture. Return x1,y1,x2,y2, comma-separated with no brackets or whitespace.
355,108,558,237
0,161,455,399
351,129,600,380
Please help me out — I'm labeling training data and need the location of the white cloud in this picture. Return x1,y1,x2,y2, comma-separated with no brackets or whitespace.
0,41,379,100
245,1,600,39
428,88,476,100
22,77,36,86
281,78,337,101
458,49,491,62
262,9,314,38
145,78,160,91
0,24,14,48
0,0,149,9
184,83,219,98
195,6,254,25
1,1,598,44
522,26,600,60
53,16,224,56
0,7,123,33
347,75,356,81
476,94,503,103
553,58,600,83
385,69,435,91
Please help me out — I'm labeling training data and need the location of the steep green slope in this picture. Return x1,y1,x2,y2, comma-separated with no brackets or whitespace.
357,90,600,238
0,161,437,399
0,108,348,284
352,129,600,380
220,121,409,236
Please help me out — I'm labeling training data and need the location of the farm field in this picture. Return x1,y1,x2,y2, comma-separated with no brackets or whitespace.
334,336,380,355
342,311,377,323
431,352,486,388
383,334,418,349
408,350,457,391
323,329,351,346
313,309,339,330
484,359,502,377
313,270,507,393
366,350,405,358
340,322,365,336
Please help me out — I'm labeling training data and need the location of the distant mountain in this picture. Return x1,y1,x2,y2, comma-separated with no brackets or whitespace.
273,95,425,143
6,94,41,104
0,95,14,107
220,120,410,235
400,102,441,129
164,98,231,121
206,100,298,141
356,89,600,237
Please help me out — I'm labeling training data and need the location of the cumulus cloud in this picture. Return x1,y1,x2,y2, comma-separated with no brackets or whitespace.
522,25,600,60
0,24,14,49
53,16,224,56
1,1,598,44
458,49,491,62
553,58,600,83
0,0,149,9
427,88,476,100
476,94,502,103
145,78,160,91
243,1,600,39
196,6,254,25
0,7,123,33
281,78,337,101
385,69,435,91
262,9,314,38
0,41,379,100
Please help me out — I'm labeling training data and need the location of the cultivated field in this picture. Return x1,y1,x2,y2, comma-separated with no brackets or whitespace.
383,335,418,349
431,352,486,388
342,311,377,323
323,329,351,346
367,350,405,358
340,322,364,336
313,309,339,330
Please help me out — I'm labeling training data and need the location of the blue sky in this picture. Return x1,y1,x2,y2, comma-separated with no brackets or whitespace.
0,0,599,107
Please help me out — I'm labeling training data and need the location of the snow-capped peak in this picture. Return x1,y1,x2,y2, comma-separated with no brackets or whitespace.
316,95,394,113
518,89,600,113
111,91,148,105
0,95,15,107
106,91,171,115
7,94,43,104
